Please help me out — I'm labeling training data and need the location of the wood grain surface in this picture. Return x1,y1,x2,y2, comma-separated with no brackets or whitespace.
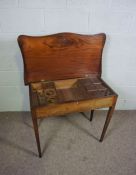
18,33,106,84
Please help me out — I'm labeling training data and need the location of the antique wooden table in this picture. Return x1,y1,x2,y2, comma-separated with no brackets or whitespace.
18,33,118,157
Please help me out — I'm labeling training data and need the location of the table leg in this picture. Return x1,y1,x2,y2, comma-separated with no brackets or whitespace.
90,110,94,121
100,103,116,142
31,111,42,157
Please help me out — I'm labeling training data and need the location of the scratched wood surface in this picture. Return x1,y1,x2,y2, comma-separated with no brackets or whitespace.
30,77,114,108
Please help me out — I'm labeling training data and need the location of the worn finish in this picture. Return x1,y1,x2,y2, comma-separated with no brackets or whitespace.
36,96,115,118
18,32,118,157
30,77,115,108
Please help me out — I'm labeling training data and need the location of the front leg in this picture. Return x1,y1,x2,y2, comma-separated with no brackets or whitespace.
100,99,117,142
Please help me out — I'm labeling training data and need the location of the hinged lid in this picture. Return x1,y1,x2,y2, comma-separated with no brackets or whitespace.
18,32,106,85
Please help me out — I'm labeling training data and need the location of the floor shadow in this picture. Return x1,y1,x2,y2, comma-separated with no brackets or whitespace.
104,111,131,138
0,136,37,157
21,114,65,156
80,112,90,120
21,114,33,128
65,116,99,141
79,110,131,141
42,116,65,155
21,114,45,129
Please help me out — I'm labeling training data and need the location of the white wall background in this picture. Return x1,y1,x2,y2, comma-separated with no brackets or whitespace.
0,0,136,111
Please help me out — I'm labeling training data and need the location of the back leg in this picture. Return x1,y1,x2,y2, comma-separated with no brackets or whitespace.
90,110,94,121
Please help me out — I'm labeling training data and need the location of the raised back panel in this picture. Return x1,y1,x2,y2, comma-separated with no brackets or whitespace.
18,33,106,85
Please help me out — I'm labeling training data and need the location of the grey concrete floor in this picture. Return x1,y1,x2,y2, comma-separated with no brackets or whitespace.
0,110,136,175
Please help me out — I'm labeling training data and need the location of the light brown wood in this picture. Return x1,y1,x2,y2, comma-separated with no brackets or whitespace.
35,96,115,118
